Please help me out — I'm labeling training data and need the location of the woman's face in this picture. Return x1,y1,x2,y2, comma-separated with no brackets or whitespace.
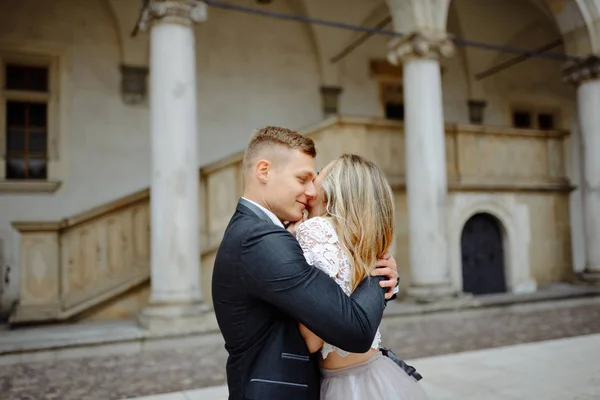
307,160,335,218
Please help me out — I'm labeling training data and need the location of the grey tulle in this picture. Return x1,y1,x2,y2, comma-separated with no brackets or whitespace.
320,352,431,400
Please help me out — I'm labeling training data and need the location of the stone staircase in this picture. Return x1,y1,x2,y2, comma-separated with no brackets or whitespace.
8,116,570,324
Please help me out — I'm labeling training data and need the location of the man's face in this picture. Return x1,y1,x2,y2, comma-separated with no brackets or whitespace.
264,149,317,223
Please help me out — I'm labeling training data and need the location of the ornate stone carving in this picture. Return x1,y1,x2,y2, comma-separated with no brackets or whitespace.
388,31,455,64
563,55,600,85
138,0,207,30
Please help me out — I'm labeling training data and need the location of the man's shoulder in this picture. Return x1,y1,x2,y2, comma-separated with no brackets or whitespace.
217,211,292,259
228,211,287,238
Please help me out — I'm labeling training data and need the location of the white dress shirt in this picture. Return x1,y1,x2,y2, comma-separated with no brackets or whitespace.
241,197,284,228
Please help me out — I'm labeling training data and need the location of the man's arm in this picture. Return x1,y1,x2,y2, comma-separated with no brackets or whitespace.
242,225,386,353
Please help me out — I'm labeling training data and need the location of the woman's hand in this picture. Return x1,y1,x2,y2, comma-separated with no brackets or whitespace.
285,212,308,236
371,251,399,300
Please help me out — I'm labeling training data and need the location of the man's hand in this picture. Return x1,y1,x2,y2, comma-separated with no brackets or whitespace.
371,252,399,300
285,212,308,237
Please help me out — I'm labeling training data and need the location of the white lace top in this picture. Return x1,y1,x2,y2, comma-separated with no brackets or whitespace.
296,216,382,359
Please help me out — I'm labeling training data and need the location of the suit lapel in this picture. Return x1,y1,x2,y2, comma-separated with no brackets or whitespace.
238,198,274,224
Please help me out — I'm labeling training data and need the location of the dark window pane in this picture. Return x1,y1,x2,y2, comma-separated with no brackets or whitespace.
6,101,26,127
385,102,404,121
28,158,47,179
28,67,49,91
6,129,25,152
28,130,47,153
538,113,555,130
29,103,47,127
5,65,26,90
5,65,48,92
6,157,26,179
513,111,532,128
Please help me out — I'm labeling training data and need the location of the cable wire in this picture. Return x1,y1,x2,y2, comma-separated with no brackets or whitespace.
203,0,582,62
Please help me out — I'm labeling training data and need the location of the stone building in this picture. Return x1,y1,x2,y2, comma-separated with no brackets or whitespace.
0,0,599,331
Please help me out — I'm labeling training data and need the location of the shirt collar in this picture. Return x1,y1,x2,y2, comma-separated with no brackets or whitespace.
241,197,285,228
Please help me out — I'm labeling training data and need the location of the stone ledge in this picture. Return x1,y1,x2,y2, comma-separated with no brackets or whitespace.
2,284,599,365
0,180,61,193
0,311,221,363
384,283,600,318
576,271,600,284
137,303,218,336
387,177,574,193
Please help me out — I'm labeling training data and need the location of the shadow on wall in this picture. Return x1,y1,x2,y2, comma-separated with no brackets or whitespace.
0,266,16,324
0,240,13,323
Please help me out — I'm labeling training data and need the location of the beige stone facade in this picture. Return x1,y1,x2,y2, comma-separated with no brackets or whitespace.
1,0,599,326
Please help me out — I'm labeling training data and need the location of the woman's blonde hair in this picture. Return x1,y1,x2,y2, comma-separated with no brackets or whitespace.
321,154,395,291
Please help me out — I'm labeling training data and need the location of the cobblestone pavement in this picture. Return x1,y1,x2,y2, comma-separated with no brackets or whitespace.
2,297,600,400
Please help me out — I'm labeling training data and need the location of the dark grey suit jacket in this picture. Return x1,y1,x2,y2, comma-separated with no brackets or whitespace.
212,199,387,400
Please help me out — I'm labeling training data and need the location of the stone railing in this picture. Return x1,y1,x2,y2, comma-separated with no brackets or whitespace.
445,123,570,191
198,116,570,302
11,190,151,322
11,115,570,322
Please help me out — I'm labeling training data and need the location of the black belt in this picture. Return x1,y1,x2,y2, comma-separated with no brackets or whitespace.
379,347,423,381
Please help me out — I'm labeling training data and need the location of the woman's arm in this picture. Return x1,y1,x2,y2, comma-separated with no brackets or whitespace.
294,217,359,354
298,322,325,353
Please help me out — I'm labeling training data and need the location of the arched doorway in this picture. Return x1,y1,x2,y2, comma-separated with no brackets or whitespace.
461,213,507,295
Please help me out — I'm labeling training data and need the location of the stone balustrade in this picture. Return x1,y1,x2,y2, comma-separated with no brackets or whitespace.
10,116,571,322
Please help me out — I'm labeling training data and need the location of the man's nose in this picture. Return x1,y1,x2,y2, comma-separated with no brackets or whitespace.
305,181,317,199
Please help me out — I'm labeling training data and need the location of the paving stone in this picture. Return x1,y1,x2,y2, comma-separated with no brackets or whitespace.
1,297,600,400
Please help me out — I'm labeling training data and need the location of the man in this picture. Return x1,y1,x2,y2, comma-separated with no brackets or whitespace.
212,126,398,400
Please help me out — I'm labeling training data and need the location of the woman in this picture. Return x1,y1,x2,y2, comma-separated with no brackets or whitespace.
295,154,429,400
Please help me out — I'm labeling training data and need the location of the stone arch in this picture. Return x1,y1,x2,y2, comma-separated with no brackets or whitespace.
452,0,596,56
443,0,590,115
448,195,536,294
285,0,327,84
105,0,149,67
553,0,598,55
100,0,125,64
285,0,343,88
460,212,507,294
486,19,575,109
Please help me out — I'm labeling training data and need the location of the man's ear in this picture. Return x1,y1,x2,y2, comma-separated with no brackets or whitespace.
256,159,271,183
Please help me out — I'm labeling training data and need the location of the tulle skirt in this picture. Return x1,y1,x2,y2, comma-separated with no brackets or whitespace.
320,352,430,400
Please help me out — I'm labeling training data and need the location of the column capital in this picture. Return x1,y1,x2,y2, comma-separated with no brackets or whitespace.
138,0,207,30
563,55,600,86
387,30,454,65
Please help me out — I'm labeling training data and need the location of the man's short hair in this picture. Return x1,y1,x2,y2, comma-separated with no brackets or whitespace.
242,126,316,172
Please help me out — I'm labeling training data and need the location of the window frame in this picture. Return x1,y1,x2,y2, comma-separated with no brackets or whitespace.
509,105,561,131
0,49,62,192
371,59,405,120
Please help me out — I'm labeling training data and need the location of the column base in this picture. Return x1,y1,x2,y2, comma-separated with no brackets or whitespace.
407,283,458,303
577,269,600,283
585,265,600,273
137,302,218,335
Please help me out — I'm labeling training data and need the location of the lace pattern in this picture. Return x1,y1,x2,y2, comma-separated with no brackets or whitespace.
296,217,382,359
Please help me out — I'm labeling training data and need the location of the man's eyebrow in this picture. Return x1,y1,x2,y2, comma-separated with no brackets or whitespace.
299,170,316,178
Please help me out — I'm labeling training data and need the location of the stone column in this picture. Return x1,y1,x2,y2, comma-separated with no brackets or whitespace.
388,32,455,300
564,56,600,276
137,0,210,332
